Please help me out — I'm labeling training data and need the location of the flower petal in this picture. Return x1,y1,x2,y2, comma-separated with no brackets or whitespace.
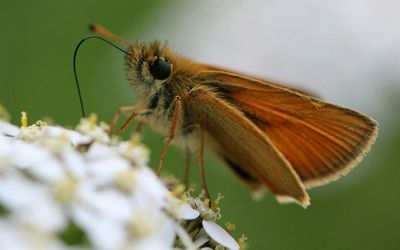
9,140,65,183
174,223,197,250
132,167,169,208
71,204,127,250
202,220,239,250
41,126,91,145
85,156,131,186
0,173,66,232
175,202,200,220
86,142,117,159
194,236,209,248
0,121,19,137
79,188,132,223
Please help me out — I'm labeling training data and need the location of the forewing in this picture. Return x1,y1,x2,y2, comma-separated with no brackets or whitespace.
186,85,309,206
193,71,378,188
202,64,320,98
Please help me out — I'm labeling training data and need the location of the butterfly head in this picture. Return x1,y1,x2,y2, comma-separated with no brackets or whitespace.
126,41,174,87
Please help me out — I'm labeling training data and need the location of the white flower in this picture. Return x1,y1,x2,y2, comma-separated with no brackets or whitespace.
17,125,41,142
62,150,86,180
0,221,65,250
76,188,132,224
0,112,244,250
85,153,131,187
76,114,110,144
194,236,210,249
40,125,91,146
10,140,65,183
131,167,170,208
117,139,150,166
0,172,66,233
86,142,117,159
174,202,200,220
128,207,176,250
0,121,19,137
202,220,240,250
71,203,128,250
174,223,197,250
189,197,221,221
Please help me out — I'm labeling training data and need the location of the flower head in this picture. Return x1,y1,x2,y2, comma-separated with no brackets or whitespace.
0,108,244,250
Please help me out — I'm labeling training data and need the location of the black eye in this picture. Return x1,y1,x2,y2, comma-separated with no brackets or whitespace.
149,59,171,80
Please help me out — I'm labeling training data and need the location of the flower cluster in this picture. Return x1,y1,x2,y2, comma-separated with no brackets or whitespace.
0,110,245,250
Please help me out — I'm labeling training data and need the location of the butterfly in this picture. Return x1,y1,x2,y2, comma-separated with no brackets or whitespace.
75,24,378,207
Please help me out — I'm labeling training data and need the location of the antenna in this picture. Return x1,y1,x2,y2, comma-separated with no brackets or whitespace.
73,24,130,118
89,23,130,46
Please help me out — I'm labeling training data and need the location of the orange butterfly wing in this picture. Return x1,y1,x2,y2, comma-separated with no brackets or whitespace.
202,64,321,98
186,85,309,206
194,71,378,188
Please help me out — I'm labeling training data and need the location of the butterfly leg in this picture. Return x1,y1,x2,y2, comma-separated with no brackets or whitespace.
156,96,182,176
116,109,152,136
110,106,152,136
110,106,135,135
198,127,211,200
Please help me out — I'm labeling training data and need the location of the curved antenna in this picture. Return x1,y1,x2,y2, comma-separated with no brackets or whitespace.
89,23,130,46
73,35,130,118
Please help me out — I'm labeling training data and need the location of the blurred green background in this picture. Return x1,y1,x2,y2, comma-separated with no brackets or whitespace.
1,1,399,249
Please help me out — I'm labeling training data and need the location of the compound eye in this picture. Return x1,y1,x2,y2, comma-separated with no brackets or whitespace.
149,58,171,80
